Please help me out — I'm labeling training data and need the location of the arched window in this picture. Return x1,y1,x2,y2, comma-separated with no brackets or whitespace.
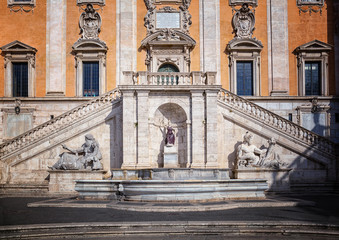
157,64,179,85
158,64,179,73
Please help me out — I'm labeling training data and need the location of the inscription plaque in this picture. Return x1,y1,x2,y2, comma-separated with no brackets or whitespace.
156,12,180,29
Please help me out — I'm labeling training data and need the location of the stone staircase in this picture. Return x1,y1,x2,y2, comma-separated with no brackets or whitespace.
0,88,121,161
218,88,336,158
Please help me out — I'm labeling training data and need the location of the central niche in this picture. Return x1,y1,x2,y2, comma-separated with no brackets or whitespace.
151,103,187,168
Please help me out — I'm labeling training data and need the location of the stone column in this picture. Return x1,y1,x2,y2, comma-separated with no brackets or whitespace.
136,90,151,168
199,0,221,84
190,90,205,168
46,0,66,96
121,90,137,169
116,0,137,85
267,0,289,96
205,89,219,168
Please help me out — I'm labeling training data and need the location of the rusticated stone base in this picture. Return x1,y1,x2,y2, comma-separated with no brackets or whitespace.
48,170,106,193
234,168,292,192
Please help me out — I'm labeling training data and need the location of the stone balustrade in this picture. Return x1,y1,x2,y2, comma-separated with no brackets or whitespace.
123,71,217,85
218,88,335,156
0,88,121,158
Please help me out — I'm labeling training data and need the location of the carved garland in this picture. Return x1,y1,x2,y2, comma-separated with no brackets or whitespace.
297,0,324,15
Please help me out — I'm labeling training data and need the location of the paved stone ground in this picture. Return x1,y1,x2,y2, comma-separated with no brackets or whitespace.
0,193,339,239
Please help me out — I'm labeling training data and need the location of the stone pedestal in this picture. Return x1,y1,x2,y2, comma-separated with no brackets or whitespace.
164,145,179,168
48,170,105,193
234,168,292,192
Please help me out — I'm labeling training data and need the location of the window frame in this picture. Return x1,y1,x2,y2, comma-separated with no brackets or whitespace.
0,40,37,98
226,38,263,96
294,40,332,96
7,0,35,7
72,40,107,97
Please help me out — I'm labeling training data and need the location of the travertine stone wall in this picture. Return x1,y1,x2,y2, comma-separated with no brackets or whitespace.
0,101,123,185
217,101,336,182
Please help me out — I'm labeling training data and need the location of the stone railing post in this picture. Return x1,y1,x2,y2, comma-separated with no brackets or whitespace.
138,71,148,85
122,71,135,85
205,72,217,85
191,71,203,85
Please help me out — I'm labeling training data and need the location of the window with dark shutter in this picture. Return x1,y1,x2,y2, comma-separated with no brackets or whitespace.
236,61,253,96
12,62,28,97
83,61,99,97
305,61,321,96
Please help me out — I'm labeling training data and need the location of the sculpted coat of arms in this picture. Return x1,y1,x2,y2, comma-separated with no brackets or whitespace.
232,3,255,39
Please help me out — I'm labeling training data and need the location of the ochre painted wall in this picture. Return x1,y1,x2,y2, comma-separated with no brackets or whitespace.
288,0,335,96
220,2,268,95
0,0,46,97
66,2,116,96
136,1,200,72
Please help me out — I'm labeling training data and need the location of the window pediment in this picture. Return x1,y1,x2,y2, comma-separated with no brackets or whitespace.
294,40,332,53
72,39,107,52
227,38,263,52
141,30,196,49
0,40,37,54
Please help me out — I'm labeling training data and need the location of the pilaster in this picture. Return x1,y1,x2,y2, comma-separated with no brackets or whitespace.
121,90,137,169
205,89,219,168
46,0,66,96
190,90,205,168
268,0,289,96
116,0,137,85
199,0,221,84
136,90,151,168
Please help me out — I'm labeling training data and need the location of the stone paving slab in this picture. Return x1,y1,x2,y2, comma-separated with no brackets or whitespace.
26,196,315,212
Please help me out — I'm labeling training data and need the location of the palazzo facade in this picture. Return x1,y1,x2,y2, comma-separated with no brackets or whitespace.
0,0,338,193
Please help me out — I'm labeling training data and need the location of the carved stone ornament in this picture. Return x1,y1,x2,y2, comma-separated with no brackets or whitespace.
236,132,287,169
231,3,255,39
229,0,257,7
143,0,192,35
297,0,324,15
7,0,36,13
49,134,103,170
157,29,180,41
79,3,102,40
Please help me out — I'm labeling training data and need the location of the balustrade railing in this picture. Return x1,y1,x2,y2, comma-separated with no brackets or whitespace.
218,88,335,155
0,88,121,158
123,71,217,85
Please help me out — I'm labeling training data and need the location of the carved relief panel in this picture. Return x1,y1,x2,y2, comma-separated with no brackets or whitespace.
142,0,195,73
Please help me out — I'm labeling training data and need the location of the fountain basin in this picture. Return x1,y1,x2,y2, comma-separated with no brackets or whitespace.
75,179,268,201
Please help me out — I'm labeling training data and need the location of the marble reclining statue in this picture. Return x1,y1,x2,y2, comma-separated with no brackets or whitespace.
49,134,103,170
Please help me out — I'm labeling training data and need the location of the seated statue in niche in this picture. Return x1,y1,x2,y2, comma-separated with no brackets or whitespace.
236,132,266,167
49,134,102,170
